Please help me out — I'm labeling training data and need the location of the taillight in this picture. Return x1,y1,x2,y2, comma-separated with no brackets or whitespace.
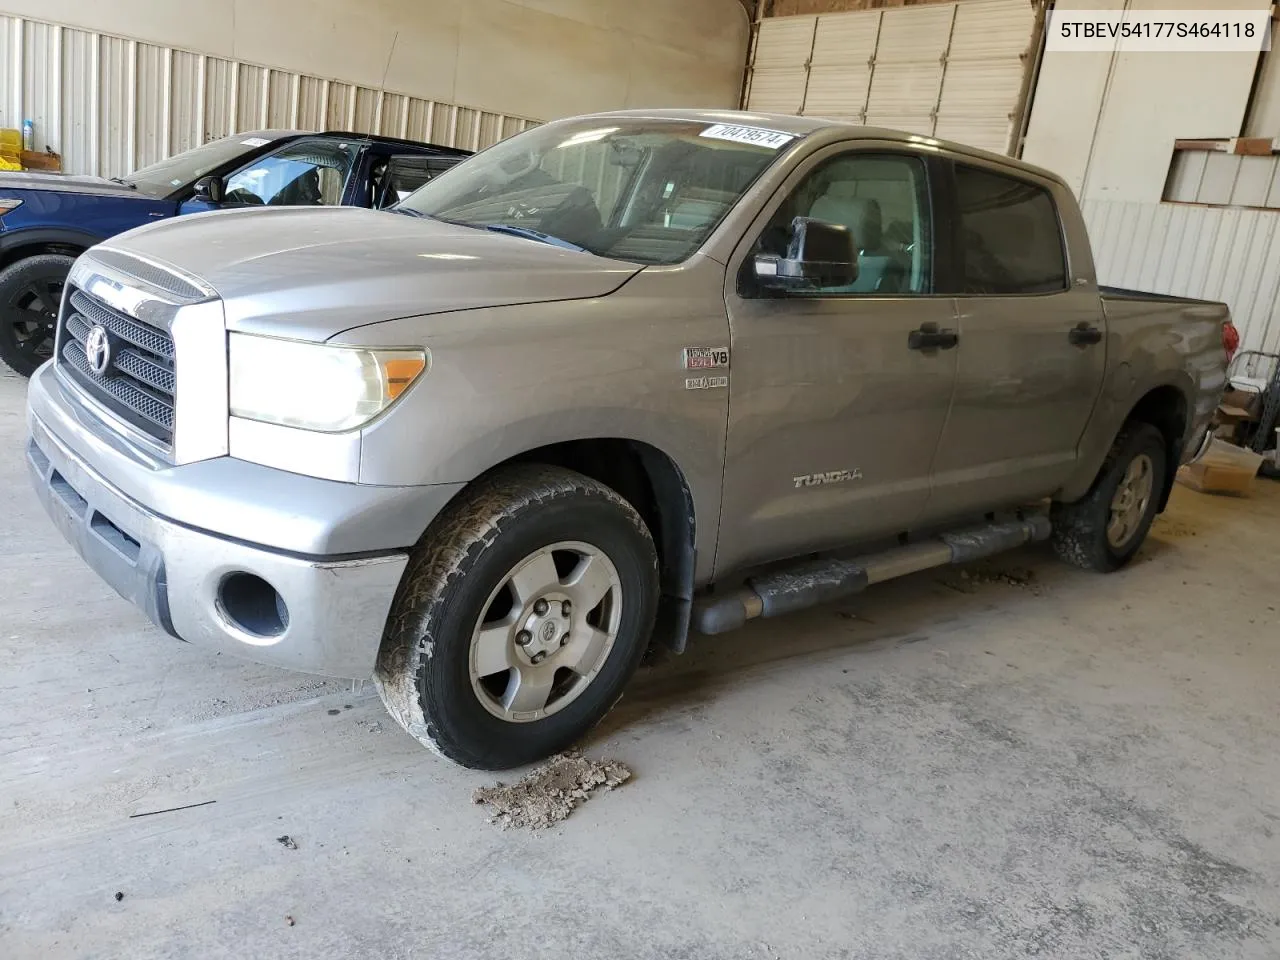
1223,320,1240,362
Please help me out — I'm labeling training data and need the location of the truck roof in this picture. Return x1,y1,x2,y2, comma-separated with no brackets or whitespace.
572,108,1065,188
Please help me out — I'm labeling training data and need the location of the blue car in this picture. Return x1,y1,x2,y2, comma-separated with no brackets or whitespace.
0,130,470,375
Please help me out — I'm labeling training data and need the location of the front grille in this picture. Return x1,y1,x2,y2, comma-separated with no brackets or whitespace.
59,286,176,445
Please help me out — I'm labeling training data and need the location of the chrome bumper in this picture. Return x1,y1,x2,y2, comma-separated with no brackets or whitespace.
27,405,410,681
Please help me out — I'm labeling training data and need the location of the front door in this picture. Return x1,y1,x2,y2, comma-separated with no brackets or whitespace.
923,160,1107,521
716,145,959,576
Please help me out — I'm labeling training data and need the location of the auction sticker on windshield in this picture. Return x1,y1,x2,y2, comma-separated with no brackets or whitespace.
700,124,795,150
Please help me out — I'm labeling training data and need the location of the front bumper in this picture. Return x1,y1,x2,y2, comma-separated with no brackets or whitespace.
27,415,408,678
24,363,438,679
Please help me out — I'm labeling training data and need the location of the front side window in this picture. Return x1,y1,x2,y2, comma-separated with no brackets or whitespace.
398,119,797,264
223,139,359,207
753,152,933,295
954,165,1067,295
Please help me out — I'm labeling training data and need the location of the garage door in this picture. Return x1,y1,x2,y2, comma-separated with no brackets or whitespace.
744,0,1039,155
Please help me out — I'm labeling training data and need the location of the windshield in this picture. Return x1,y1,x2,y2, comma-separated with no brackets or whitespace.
125,134,285,197
398,119,799,265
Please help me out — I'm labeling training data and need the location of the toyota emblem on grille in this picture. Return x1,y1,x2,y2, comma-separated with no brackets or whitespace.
85,324,112,376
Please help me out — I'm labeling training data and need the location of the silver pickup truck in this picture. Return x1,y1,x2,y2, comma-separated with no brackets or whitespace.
26,110,1233,768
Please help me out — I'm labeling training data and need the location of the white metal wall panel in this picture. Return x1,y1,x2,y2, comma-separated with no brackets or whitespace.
266,70,292,129
59,28,94,175
202,58,232,142
865,6,953,134
296,76,325,131
747,3,1034,154
0,18,16,129
936,0,1033,155
22,20,59,153
802,12,879,121
98,36,130,178
0,11,539,178
134,43,165,169
169,51,201,156
236,64,266,132
351,87,377,134
745,16,815,114
1084,198,1280,353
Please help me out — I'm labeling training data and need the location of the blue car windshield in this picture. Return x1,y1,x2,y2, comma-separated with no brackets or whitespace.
124,134,283,198
397,118,798,265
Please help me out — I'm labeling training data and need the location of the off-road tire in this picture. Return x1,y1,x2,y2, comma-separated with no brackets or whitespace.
374,464,659,769
1051,422,1167,573
0,254,74,377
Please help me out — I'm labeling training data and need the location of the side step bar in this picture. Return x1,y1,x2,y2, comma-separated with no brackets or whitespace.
692,514,1051,636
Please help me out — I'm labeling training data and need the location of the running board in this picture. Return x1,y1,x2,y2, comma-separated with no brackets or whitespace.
692,514,1051,636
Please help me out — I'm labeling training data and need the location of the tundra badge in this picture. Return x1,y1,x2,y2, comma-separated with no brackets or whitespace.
793,469,863,489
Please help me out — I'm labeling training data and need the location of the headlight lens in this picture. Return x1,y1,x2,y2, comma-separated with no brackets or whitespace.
229,333,427,432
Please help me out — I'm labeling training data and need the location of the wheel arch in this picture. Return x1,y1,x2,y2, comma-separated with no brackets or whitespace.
475,437,698,654
1124,383,1189,512
0,227,100,271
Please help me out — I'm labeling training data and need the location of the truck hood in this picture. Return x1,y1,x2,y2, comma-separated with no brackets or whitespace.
100,206,645,339
0,171,143,200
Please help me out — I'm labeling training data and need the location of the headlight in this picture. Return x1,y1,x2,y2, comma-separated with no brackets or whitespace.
229,333,427,432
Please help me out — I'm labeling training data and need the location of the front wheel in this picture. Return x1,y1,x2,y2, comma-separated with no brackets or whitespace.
1051,422,1168,572
374,464,659,769
0,254,75,377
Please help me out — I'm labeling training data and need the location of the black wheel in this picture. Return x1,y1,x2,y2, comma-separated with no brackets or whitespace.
0,254,75,377
1051,422,1168,572
374,464,659,769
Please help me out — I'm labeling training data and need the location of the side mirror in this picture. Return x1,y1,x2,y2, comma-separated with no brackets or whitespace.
192,175,225,204
754,216,857,289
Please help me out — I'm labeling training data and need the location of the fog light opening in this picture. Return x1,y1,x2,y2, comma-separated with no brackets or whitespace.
219,572,289,638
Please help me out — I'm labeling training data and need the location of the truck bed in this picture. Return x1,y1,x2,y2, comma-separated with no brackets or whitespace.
1099,285,1224,306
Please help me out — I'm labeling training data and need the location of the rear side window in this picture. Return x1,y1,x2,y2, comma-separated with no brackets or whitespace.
954,165,1066,295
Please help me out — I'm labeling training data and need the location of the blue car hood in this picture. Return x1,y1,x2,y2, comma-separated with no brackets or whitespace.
0,171,143,200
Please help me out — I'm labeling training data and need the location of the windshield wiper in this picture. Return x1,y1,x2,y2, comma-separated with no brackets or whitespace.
389,206,427,218
481,223,587,253
108,177,137,189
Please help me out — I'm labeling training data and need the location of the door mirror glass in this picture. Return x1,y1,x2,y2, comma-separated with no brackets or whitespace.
192,175,224,204
755,216,857,289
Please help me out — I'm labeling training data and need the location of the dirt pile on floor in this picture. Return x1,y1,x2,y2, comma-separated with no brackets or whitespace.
472,752,632,829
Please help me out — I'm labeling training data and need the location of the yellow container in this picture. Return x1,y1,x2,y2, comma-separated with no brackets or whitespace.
0,128,20,169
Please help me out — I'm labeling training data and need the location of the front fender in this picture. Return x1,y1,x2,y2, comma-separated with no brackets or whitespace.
0,225,104,258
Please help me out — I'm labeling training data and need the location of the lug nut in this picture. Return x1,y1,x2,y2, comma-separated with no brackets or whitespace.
561,600,572,616
534,599,549,615
516,630,532,646
560,633,570,647
531,651,547,664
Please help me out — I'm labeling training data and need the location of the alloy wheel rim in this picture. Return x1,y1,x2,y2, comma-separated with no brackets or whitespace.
4,276,62,362
1107,453,1154,548
468,541,622,723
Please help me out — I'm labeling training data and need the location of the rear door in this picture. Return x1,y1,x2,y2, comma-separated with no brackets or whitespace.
715,143,959,576
922,159,1107,522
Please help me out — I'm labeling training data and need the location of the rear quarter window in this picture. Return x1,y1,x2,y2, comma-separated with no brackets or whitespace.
954,164,1067,295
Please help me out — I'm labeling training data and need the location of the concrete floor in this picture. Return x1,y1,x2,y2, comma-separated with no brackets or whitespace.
3,367,1279,960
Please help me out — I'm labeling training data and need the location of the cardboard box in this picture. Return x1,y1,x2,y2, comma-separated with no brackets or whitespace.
20,150,60,172
1177,440,1264,496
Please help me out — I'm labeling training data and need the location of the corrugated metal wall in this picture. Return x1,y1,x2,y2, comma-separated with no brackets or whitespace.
1084,198,1280,354
0,13,540,178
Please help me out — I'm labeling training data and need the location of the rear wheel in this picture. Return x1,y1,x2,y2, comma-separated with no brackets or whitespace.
0,254,75,377
374,464,659,769
1051,422,1168,572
